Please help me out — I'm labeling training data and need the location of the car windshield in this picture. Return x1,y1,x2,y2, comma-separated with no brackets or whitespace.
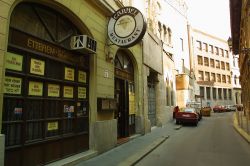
181,108,195,113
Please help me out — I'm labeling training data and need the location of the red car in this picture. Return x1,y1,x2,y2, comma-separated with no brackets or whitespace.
175,108,199,126
213,105,225,113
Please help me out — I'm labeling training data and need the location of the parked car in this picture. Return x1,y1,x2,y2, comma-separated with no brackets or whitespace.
175,108,199,126
225,105,237,112
213,105,225,113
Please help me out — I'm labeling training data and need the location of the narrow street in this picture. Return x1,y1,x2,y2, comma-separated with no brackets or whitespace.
136,112,250,166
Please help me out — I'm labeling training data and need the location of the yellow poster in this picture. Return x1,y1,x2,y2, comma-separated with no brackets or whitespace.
48,84,60,97
129,92,135,115
5,52,23,71
64,86,74,98
78,87,86,99
4,76,22,94
78,70,87,83
47,121,58,131
65,67,74,81
30,58,45,75
28,81,43,96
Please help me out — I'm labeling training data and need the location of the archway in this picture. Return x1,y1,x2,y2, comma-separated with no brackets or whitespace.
114,49,135,138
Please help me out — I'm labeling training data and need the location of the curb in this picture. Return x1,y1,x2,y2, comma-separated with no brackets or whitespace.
233,113,250,143
118,136,169,166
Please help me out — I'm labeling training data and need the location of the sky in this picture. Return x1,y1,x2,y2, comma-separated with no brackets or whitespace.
186,0,231,40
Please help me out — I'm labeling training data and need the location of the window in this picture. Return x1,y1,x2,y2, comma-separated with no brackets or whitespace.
210,59,215,68
223,89,227,99
211,73,215,82
200,86,204,97
213,88,217,99
204,57,209,66
203,43,208,52
197,40,202,50
180,38,184,51
229,89,232,99
234,75,237,85
217,74,221,82
222,75,226,83
220,48,224,57
225,50,229,58
206,87,211,99
227,75,231,84
226,63,230,70
198,55,203,65
221,62,225,70
198,71,204,81
215,47,219,55
168,28,172,45
158,21,162,38
205,72,210,81
209,45,214,53
216,60,220,69
218,88,222,99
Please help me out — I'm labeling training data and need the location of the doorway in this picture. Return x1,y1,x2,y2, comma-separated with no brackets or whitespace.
114,50,135,138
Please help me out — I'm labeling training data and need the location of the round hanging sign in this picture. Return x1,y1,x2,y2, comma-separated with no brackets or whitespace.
107,7,147,48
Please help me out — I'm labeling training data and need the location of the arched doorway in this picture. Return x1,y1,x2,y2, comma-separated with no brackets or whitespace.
2,3,89,166
114,50,135,138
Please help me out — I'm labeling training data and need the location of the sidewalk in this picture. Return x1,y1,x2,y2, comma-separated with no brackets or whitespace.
47,119,180,166
233,111,250,143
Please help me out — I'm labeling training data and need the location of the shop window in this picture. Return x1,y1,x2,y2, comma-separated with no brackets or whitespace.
213,88,217,99
223,89,227,99
218,88,222,99
206,87,211,99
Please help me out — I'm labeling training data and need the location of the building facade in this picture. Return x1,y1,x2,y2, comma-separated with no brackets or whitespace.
230,0,250,119
0,0,146,165
192,29,234,107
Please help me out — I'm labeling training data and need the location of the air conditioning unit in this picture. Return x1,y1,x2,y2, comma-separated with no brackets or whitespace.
70,35,97,54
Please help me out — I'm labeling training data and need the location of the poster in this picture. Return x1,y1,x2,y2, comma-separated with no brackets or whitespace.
5,52,23,71
28,81,43,96
78,70,86,83
65,67,74,81
48,84,60,97
30,58,45,75
63,86,74,98
47,121,58,131
78,87,86,99
4,76,22,94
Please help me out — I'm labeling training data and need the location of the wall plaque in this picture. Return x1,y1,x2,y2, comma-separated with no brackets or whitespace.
65,67,75,81
4,76,22,94
63,86,74,98
5,52,23,71
28,81,43,96
30,58,45,75
48,84,60,97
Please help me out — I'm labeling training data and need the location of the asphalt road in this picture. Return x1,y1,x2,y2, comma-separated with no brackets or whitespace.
136,112,250,166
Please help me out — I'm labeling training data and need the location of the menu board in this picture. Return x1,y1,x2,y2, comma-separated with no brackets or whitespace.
78,87,86,99
4,76,22,94
65,67,74,81
30,58,45,75
48,84,60,97
78,70,87,83
28,81,43,96
63,86,74,98
47,121,58,131
5,52,23,71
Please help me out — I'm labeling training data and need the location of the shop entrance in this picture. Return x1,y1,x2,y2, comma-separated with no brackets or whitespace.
2,3,89,166
114,50,135,138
